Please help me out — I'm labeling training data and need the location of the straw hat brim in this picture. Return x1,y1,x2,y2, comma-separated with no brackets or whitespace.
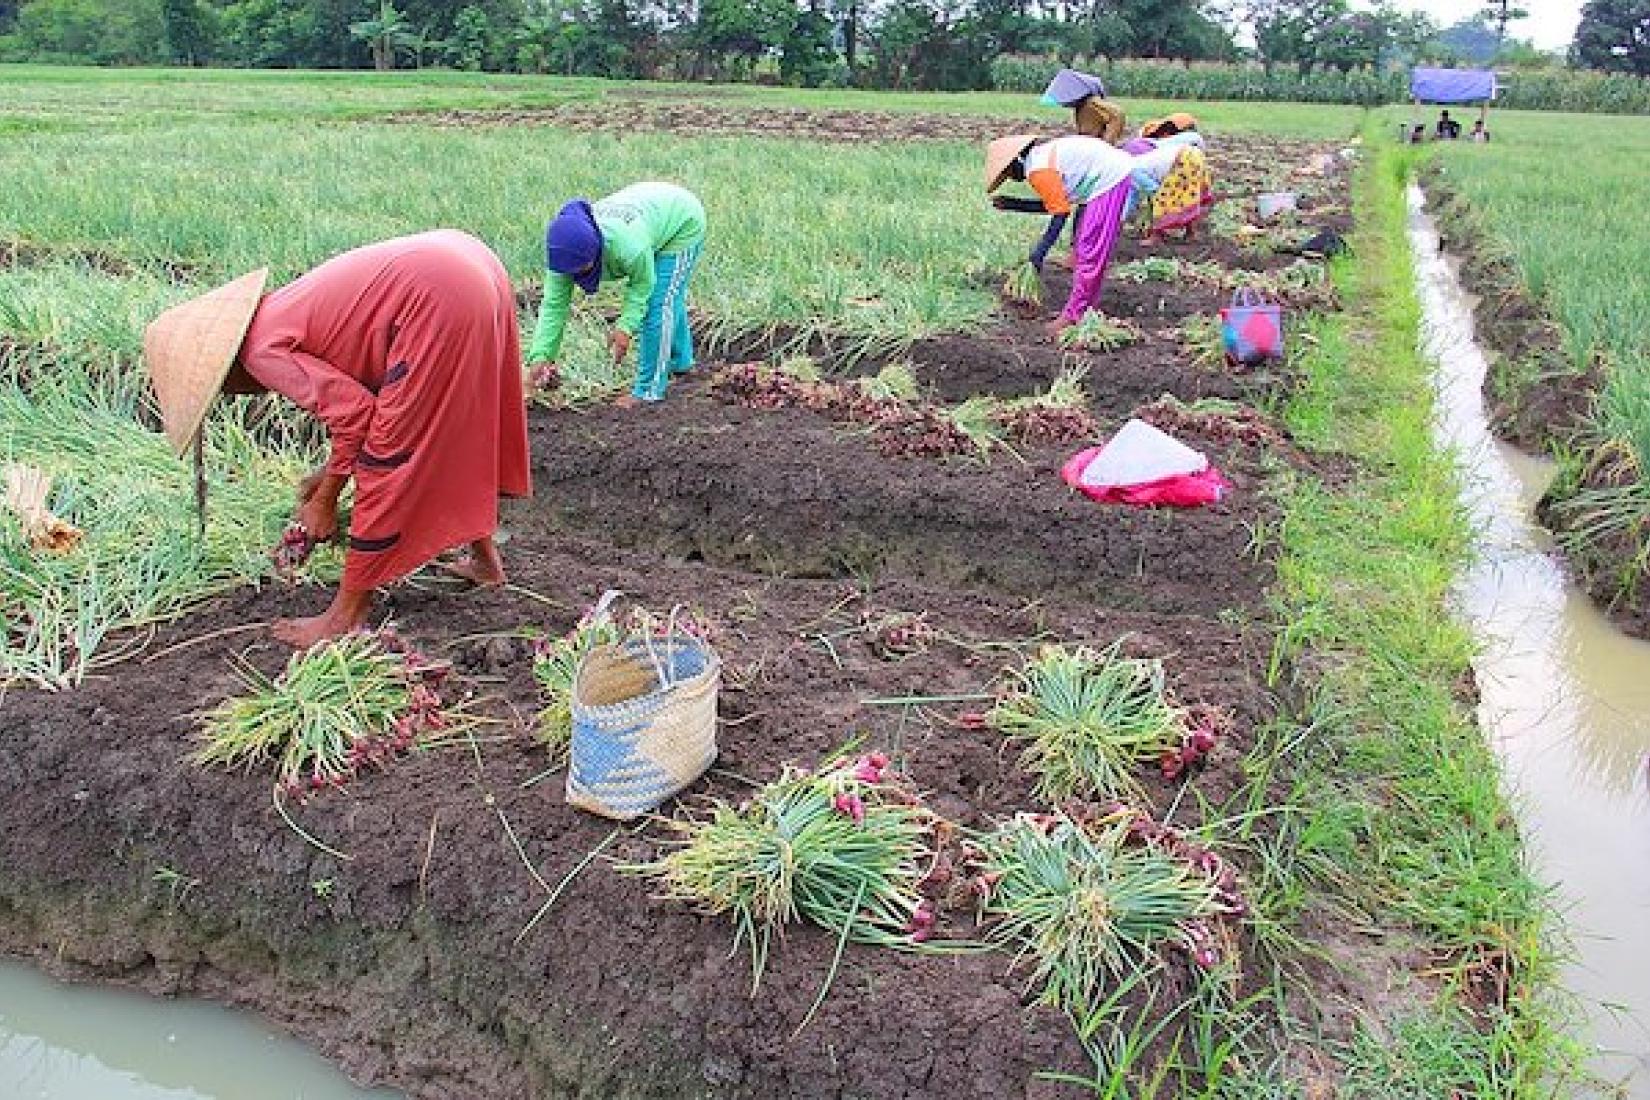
986,133,1042,193
143,268,269,457
1141,113,1199,139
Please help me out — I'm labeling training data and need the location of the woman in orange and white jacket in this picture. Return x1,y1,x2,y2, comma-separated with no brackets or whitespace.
987,134,1138,340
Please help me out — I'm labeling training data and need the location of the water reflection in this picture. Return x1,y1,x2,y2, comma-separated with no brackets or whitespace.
0,962,400,1099
1410,185,1650,1095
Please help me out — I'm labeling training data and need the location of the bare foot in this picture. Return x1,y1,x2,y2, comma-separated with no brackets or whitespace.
273,586,372,648
441,536,506,587
612,394,643,410
442,556,506,587
274,611,354,648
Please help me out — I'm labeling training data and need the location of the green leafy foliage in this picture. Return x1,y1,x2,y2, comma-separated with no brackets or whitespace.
1058,311,1144,352
1437,110,1650,600
530,605,621,754
988,643,1187,802
0,375,318,688
1002,261,1041,308
973,813,1227,1021
635,752,940,987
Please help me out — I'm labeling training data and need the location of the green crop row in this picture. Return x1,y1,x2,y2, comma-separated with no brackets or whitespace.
1425,108,1650,614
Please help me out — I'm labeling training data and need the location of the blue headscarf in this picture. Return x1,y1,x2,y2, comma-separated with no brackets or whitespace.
546,199,603,294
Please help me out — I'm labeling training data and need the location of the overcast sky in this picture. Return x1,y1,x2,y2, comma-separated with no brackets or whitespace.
1382,0,1583,50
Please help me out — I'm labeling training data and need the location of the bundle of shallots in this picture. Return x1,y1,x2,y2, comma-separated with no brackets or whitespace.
3,463,82,554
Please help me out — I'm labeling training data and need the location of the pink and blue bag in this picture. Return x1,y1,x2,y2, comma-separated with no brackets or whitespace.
1220,287,1283,366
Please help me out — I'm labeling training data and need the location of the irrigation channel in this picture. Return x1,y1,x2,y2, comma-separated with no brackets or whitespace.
1410,185,1650,1096
0,961,401,1099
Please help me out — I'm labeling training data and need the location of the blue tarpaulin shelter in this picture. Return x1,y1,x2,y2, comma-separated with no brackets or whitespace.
1410,67,1498,104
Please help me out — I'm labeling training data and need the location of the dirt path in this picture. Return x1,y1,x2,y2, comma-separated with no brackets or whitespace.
382,95,1349,178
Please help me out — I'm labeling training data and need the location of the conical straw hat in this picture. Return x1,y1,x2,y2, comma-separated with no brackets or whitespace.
142,268,268,456
986,133,1042,193
1080,418,1208,489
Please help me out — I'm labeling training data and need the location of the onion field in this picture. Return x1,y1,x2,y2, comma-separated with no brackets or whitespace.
0,67,1580,1100
1427,107,1650,628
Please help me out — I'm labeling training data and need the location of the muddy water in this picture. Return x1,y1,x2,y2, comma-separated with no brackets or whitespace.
1410,186,1650,1095
0,962,401,1099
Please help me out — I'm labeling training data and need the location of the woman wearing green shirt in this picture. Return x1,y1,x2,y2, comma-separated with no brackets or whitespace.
527,181,706,408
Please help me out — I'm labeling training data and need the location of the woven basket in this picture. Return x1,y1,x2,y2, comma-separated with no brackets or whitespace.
566,635,720,820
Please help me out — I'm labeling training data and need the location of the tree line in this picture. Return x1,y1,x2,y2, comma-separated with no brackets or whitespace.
0,0,1645,92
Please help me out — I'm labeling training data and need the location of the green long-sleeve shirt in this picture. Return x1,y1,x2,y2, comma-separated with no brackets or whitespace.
527,181,707,363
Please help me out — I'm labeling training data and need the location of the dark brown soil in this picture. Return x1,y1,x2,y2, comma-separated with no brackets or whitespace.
704,308,1266,437
0,118,1358,1099
386,99,1057,143
881,326,1248,412
0,524,1275,1099
681,217,1334,416
382,96,1346,177
529,386,1275,619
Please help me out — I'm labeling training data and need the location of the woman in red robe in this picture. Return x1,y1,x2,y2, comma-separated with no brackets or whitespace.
231,230,531,646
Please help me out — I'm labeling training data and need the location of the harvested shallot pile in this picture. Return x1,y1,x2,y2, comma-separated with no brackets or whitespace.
633,749,953,987
992,365,1100,445
1058,311,1144,353
987,642,1189,803
862,609,939,659
963,810,1244,1021
711,360,1102,456
1000,261,1043,317
194,625,459,800
711,361,983,459
1134,395,1288,448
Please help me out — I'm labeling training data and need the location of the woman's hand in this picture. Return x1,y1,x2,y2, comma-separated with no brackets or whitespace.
295,471,346,542
297,494,339,543
527,360,560,391
608,329,632,363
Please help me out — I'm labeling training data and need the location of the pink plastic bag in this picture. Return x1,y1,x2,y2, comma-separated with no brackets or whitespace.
1061,446,1231,507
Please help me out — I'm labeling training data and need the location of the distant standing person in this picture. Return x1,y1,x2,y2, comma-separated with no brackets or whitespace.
142,230,532,647
1436,110,1461,140
1471,119,1490,143
528,181,706,408
987,133,1139,340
